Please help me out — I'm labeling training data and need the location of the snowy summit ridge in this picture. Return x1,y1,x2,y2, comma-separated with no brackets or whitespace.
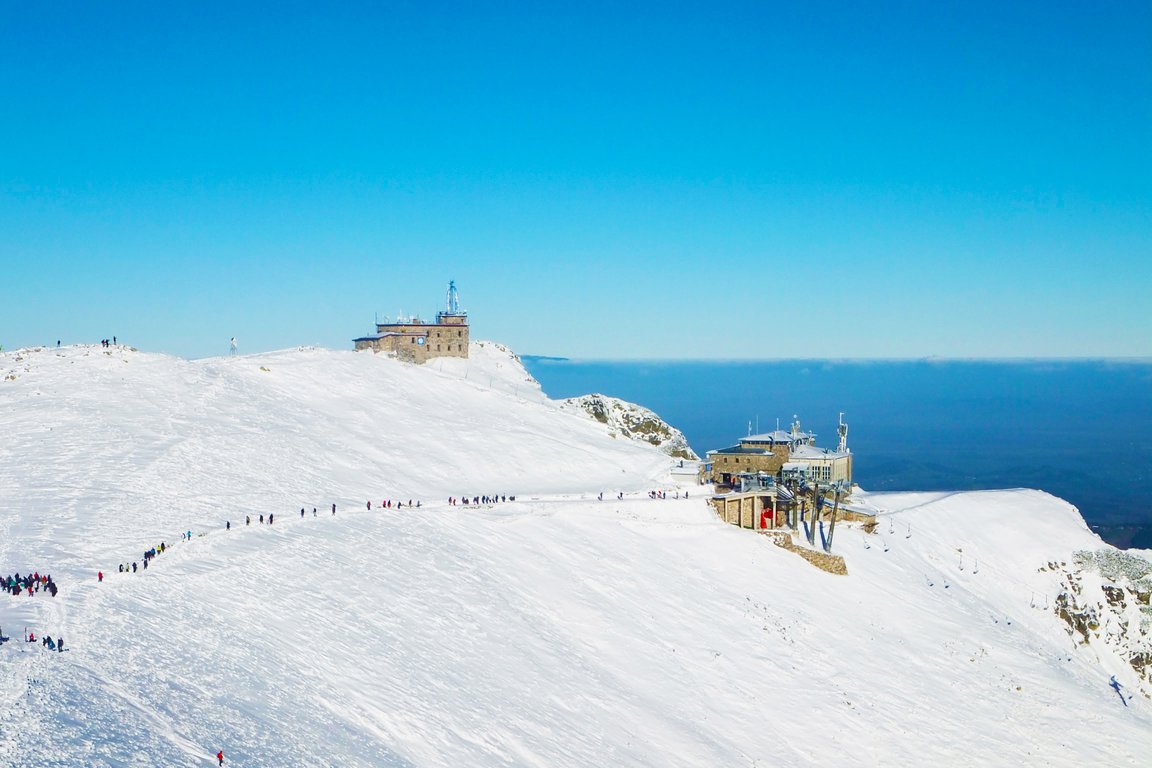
1,341,1151,767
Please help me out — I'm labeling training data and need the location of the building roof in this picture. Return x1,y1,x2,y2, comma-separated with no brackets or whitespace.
706,444,776,456
790,445,850,460
742,429,807,443
376,323,429,331
354,330,431,342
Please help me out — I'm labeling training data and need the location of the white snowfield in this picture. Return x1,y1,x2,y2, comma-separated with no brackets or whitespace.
1,343,1149,767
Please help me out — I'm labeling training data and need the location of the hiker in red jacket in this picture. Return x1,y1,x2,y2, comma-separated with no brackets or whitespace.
98,571,103,582
216,750,224,765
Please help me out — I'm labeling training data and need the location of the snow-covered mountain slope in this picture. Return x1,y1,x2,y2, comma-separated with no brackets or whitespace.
425,340,548,403
559,394,699,460
1,344,1150,767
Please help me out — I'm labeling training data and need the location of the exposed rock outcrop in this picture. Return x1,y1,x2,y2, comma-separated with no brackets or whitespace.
1053,549,1152,696
559,393,698,461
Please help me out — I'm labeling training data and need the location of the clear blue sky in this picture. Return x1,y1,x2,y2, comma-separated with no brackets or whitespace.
2,1,1149,359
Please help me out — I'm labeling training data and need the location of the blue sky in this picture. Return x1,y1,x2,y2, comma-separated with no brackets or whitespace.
2,1,1149,359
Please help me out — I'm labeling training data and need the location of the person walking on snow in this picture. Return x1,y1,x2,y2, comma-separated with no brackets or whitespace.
216,749,224,766
98,571,103,582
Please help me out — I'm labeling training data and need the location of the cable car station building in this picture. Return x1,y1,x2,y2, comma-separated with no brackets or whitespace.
707,416,854,532
706,417,853,490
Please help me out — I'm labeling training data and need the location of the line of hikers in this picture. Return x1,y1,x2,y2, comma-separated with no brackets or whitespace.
3,572,57,597
448,494,515,506
234,502,343,529
366,499,423,510
114,540,170,575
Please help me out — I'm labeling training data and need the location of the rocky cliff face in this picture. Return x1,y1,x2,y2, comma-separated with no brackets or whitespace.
1050,548,1152,697
559,393,699,461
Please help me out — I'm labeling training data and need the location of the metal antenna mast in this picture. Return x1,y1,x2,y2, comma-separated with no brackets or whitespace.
447,279,460,314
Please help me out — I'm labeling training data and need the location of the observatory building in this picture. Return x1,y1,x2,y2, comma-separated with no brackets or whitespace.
353,281,470,363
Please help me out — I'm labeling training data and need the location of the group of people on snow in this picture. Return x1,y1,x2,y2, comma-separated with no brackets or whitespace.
448,494,514,506
0,626,64,653
3,571,57,597
367,498,423,510
115,541,168,575
0,627,63,650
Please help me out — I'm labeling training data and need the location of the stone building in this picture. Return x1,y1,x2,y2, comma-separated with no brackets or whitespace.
706,416,852,489
706,423,816,487
353,281,470,363
783,444,853,486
